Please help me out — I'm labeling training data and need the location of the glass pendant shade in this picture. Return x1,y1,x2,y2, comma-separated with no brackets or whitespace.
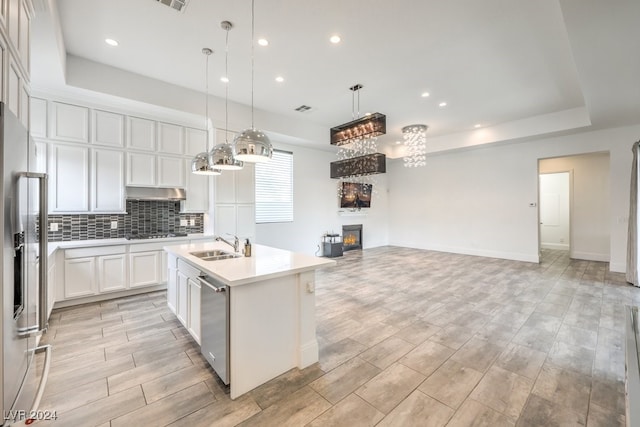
234,128,273,163
209,143,244,170
191,152,221,175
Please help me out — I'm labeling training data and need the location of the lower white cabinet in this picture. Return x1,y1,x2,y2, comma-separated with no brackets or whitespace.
97,254,127,292
129,251,160,288
176,270,189,325
188,277,201,343
64,257,96,298
167,254,178,313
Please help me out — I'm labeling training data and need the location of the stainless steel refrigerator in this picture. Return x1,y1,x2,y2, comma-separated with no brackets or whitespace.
0,102,50,426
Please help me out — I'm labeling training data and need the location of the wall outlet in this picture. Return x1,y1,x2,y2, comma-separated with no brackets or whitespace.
180,219,187,226
189,219,195,226
110,220,118,229
50,223,59,232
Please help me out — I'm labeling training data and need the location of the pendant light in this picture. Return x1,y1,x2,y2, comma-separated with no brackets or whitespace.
233,0,273,163
191,47,221,175
209,21,244,170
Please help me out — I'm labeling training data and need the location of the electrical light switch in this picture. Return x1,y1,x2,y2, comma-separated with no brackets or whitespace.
111,221,118,229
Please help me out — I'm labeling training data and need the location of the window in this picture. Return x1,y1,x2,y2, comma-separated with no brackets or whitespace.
255,150,293,223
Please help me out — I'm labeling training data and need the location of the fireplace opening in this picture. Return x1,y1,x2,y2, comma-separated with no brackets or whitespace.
342,224,363,251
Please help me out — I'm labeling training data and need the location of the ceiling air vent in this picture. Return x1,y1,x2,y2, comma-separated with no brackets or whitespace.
295,105,312,113
155,0,188,12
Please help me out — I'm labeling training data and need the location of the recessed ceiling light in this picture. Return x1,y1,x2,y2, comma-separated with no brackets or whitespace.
105,38,119,47
275,76,284,83
395,141,402,145
474,124,482,128
220,76,229,83
421,92,430,98
364,112,371,116
258,38,269,46
439,102,447,107
330,35,341,44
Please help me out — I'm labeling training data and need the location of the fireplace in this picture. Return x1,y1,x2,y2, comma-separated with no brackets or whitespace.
342,224,363,251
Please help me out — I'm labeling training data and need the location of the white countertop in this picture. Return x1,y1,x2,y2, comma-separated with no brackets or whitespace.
164,242,336,287
47,234,214,257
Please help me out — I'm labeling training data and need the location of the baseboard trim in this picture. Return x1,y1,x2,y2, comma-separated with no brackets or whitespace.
570,251,610,262
389,241,539,263
541,243,570,250
53,284,167,309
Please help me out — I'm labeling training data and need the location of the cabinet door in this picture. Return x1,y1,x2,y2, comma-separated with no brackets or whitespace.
214,168,235,203
188,277,201,344
127,116,155,151
7,58,20,117
184,127,207,157
167,266,177,314
93,110,124,147
176,271,188,326
30,97,47,138
160,250,168,283
127,152,156,186
47,263,56,318
33,140,46,173
64,257,96,298
214,205,236,236
237,204,256,240
20,83,28,129
158,122,184,155
97,254,127,292
184,158,209,212
18,0,30,73
49,144,89,212
129,251,160,288
49,102,89,143
157,155,185,188
92,148,125,212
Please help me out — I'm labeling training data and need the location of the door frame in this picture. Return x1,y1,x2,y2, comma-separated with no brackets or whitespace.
537,169,574,259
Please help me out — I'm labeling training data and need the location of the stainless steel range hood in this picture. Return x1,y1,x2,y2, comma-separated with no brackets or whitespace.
125,186,186,201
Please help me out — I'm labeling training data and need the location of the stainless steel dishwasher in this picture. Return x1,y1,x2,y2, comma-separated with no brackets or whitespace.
198,275,230,385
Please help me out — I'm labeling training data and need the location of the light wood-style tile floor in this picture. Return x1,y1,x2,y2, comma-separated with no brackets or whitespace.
38,247,640,426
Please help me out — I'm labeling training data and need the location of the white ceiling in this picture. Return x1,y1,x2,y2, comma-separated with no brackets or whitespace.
30,0,640,154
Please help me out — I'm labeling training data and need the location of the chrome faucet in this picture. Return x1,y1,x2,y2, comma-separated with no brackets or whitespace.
215,235,240,252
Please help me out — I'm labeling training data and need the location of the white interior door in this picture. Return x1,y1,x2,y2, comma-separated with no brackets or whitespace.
539,172,571,251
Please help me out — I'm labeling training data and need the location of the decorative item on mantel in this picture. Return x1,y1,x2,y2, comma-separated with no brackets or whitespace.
402,124,428,167
233,0,273,163
191,47,221,175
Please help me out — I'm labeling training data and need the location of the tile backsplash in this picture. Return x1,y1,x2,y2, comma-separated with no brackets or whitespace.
47,200,204,242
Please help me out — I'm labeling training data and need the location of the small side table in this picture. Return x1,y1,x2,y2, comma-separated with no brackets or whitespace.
322,234,343,258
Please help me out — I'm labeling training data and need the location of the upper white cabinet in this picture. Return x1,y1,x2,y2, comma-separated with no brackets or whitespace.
7,57,20,116
127,116,155,151
184,158,209,212
49,143,89,212
184,127,207,157
17,0,29,72
30,97,47,137
236,163,255,204
157,155,185,187
92,148,125,212
93,110,124,147
127,152,156,186
158,122,184,155
50,102,89,143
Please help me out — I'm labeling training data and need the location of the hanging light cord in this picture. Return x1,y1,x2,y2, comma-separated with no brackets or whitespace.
225,26,230,143
205,49,210,149
251,0,255,128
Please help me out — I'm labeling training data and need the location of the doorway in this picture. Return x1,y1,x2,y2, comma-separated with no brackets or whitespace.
539,172,571,252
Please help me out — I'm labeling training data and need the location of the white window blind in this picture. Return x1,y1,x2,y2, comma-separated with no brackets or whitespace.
255,150,293,223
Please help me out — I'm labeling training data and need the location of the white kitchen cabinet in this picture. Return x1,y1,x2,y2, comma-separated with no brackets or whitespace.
184,127,207,157
30,97,47,137
92,148,125,212
49,143,89,212
17,0,29,73
184,158,209,212
97,254,127,293
64,257,96,298
167,254,178,314
7,57,20,117
188,277,201,344
49,101,89,143
157,155,185,187
129,251,160,288
158,122,184,155
160,250,168,283
47,257,56,319
237,204,256,240
127,116,155,151
93,110,124,147
176,270,188,325
127,152,155,186
214,167,236,204
0,39,5,106
236,163,255,204
20,82,28,128
33,140,46,173
214,205,237,237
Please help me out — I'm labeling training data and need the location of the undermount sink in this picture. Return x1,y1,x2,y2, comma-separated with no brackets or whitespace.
190,250,241,261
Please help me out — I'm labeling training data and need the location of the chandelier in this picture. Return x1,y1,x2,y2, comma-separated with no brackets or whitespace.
330,84,386,146
402,124,428,167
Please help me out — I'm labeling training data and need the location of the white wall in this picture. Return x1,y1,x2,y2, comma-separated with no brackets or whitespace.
388,124,639,272
539,172,570,251
255,141,389,255
539,153,610,261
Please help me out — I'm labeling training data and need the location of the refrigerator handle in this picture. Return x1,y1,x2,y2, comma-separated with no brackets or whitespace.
16,172,49,337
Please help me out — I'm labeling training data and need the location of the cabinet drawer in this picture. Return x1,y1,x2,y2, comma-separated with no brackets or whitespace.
130,240,188,253
65,245,126,259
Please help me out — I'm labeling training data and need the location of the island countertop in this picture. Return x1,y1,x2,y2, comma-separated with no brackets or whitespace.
163,241,336,286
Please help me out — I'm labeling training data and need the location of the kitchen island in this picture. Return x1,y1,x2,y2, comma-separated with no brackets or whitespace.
163,241,335,399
